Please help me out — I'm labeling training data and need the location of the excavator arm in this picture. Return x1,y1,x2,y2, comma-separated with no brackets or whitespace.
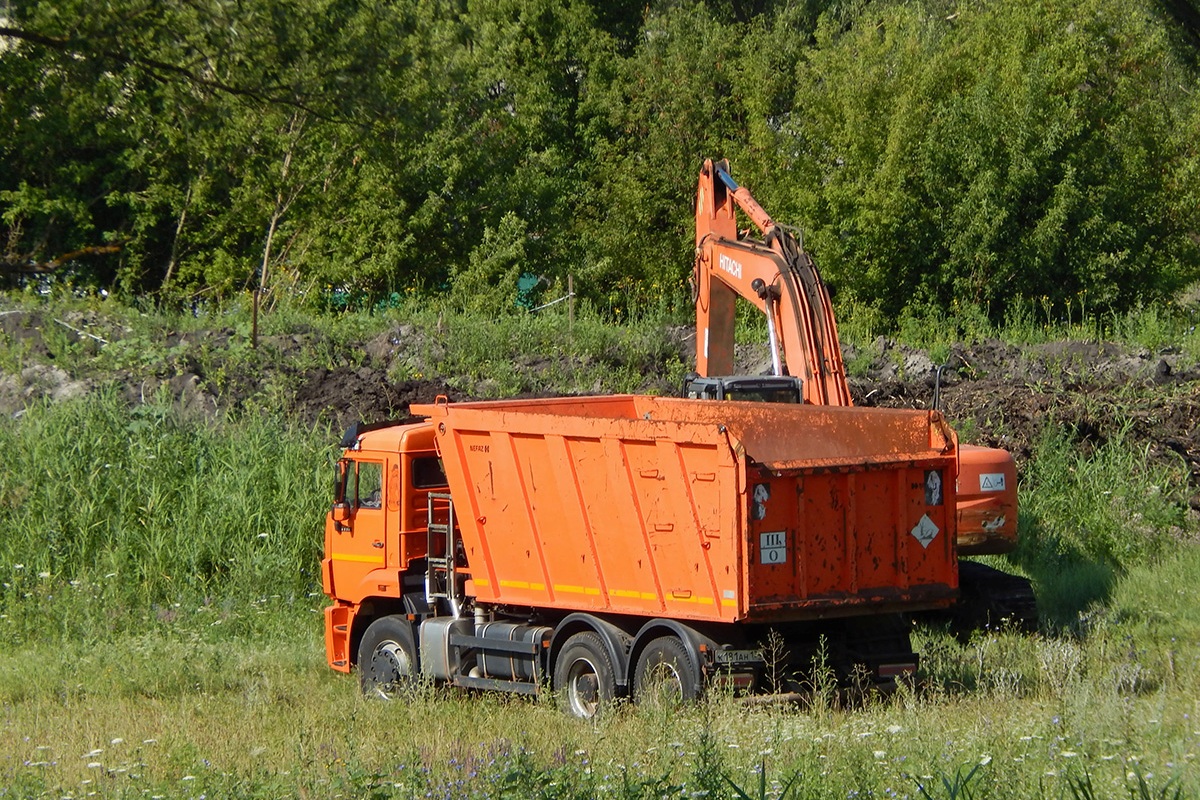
694,158,852,406
692,158,1034,629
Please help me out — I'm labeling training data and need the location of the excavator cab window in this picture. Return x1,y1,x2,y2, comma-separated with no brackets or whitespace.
683,374,802,404
725,385,802,403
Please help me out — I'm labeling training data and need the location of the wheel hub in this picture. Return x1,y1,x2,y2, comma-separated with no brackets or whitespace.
369,641,412,696
566,659,601,717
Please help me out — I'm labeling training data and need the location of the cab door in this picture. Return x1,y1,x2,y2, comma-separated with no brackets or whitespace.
326,458,388,603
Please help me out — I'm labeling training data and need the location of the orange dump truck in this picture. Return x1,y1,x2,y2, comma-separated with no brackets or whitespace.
322,395,959,716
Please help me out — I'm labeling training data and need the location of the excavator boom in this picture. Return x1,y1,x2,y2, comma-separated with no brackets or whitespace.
695,159,852,406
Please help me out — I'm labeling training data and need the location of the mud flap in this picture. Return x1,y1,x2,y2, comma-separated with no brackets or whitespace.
834,614,917,690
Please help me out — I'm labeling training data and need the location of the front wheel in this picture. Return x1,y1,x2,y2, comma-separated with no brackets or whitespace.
357,615,418,698
554,631,616,719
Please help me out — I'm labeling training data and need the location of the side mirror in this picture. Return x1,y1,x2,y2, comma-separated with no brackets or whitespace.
331,502,351,523
333,459,349,504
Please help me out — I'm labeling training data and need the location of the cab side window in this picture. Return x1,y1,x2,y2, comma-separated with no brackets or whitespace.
412,457,448,489
356,461,383,509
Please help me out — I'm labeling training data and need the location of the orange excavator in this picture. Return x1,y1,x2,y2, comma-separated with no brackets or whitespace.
690,158,1036,630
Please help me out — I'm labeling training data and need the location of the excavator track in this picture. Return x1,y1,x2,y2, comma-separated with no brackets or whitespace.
951,561,1039,635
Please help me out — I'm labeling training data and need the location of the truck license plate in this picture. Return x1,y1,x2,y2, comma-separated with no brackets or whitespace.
714,649,764,665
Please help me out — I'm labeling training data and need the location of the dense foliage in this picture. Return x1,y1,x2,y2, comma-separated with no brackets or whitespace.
1,0,1198,322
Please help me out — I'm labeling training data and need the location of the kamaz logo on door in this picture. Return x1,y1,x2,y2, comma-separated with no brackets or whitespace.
719,253,743,280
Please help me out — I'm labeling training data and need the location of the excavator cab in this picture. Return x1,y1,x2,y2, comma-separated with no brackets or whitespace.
683,374,802,403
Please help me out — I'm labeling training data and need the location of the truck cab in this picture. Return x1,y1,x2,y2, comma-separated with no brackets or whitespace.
321,420,448,671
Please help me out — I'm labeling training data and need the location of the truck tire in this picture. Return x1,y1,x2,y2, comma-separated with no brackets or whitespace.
633,636,700,706
554,631,616,719
357,615,417,699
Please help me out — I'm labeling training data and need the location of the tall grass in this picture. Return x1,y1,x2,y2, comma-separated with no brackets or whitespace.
0,392,332,644
1023,424,1193,566
1011,423,1196,630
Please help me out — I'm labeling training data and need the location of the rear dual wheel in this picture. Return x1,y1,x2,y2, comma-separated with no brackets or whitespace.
633,636,700,708
554,632,703,717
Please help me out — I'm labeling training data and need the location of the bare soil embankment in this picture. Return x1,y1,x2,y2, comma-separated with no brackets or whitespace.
3,308,1198,506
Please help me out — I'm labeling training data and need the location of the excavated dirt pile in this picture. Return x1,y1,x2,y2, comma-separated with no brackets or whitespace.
2,308,1198,505
843,337,1200,507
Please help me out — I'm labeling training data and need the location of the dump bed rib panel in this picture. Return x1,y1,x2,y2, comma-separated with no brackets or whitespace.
412,396,958,623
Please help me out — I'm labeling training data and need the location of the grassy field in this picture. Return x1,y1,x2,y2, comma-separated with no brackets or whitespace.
2,297,1199,798
0,569,1197,798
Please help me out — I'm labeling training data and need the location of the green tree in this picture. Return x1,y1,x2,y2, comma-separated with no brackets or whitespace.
0,0,357,293
2,0,1196,320
578,4,748,310
572,2,828,315
447,211,529,313
787,0,1200,320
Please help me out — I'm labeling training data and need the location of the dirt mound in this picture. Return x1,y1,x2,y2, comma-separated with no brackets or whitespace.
293,368,457,431
847,338,1200,500
0,365,90,416
1,311,55,360
3,307,1197,500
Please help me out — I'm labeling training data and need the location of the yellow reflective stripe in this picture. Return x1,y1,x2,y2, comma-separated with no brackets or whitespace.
331,553,385,565
477,580,712,605
611,589,657,601
554,584,601,596
499,579,546,591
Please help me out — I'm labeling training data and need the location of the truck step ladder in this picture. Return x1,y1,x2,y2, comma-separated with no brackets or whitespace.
426,492,462,617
